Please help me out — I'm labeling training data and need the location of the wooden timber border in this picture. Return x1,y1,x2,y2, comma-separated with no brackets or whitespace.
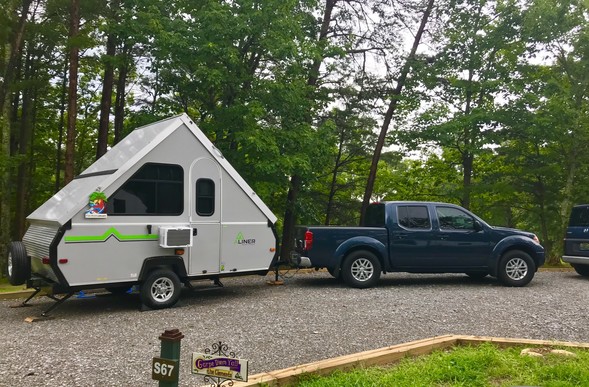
232,335,589,386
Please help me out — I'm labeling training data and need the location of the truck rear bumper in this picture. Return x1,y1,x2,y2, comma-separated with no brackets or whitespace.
562,255,589,265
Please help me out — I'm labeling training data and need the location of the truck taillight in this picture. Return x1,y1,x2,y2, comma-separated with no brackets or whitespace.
304,230,313,251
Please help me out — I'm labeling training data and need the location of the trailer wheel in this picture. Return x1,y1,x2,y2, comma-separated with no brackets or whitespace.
341,250,381,288
140,269,182,309
7,241,30,286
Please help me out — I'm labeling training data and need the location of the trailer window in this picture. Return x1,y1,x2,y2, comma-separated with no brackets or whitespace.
106,163,183,215
196,178,215,216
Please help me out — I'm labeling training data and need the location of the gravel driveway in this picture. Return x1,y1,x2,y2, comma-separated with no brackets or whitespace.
1,270,588,386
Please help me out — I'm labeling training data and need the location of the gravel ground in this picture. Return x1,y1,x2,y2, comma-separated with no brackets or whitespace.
1,269,588,386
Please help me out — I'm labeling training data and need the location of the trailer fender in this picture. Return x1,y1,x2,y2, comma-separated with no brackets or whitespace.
139,256,188,281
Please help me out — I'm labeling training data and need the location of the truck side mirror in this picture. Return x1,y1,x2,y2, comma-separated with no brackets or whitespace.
473,220,483,232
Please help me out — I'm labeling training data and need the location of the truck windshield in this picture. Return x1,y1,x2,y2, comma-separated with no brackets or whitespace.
569,205,589,227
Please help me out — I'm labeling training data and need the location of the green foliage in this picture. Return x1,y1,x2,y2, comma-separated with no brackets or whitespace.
3,0,589,265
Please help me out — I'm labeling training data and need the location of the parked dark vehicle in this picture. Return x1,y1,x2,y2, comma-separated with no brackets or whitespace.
291,201,545,288
563,204,589,276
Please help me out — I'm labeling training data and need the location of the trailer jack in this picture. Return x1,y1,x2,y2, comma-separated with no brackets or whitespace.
16,288,75,321
39,292,74,317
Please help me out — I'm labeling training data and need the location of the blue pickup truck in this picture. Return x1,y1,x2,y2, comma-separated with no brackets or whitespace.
291,201,545,288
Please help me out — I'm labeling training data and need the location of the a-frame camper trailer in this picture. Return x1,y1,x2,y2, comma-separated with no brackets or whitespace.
7,114,278,313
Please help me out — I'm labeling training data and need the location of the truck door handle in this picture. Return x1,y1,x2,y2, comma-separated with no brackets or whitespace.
439,234,449,240
395,233,408,239
193,228,198,236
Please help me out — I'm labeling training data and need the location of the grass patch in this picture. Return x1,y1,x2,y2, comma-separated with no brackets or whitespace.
294,343,589,387
0,277,26,293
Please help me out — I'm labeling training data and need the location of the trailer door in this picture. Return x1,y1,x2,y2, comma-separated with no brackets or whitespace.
189,157,221,276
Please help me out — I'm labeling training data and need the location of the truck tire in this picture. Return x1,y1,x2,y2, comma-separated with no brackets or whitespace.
498,250,535,287
341,250,381,289
140,269,182,309
571,264,589,277
327,266,341,280
7,241,30,286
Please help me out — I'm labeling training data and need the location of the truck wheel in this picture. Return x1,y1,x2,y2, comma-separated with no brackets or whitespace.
140,269,182,309
341,250,381,288
498,250,535,287
327,266,341,280
7,241,30,286
571,264,589,277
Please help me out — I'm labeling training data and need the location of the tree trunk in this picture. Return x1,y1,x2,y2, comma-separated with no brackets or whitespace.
359,0,435,225
15,48,34,239
461,153,473,209
64,0,80,184
113,53,129,145
0,0,33,277
325,130,345,225
279,0,336,263
96,32,117,159
55,58,68,192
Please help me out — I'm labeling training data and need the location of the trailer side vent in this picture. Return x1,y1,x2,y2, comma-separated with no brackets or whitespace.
159,227,193,248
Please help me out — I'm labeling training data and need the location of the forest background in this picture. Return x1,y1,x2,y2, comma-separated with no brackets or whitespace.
1,0,588,274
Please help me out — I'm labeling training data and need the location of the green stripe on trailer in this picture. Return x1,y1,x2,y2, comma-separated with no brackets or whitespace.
64,227,160,243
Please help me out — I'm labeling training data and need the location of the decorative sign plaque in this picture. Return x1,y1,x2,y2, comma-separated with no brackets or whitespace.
191,353,248,382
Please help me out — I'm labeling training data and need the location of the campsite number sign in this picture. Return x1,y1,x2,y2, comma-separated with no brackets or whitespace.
152,357,179,382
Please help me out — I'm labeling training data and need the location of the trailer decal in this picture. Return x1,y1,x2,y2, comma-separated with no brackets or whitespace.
234,232,256,245
85,191,108,219
64,227,159,243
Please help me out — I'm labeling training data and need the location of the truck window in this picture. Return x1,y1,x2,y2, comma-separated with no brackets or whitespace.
196,178,215,216
106,163,183,215
436,206,475,230
364,203,385,227
397,205,431,230
569,205,589,227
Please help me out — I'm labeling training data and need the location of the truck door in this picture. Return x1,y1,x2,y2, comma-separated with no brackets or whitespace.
188,157,221,276
433,205,491,268
390,204,439,268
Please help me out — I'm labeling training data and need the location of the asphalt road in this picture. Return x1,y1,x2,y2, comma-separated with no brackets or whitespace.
1,269,588,386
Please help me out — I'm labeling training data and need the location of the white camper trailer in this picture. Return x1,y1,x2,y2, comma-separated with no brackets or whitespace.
7,114,278,312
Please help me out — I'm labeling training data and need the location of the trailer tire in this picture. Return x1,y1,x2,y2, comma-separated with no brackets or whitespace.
8,241,30,286
140,269,182,309
341,250,381,288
